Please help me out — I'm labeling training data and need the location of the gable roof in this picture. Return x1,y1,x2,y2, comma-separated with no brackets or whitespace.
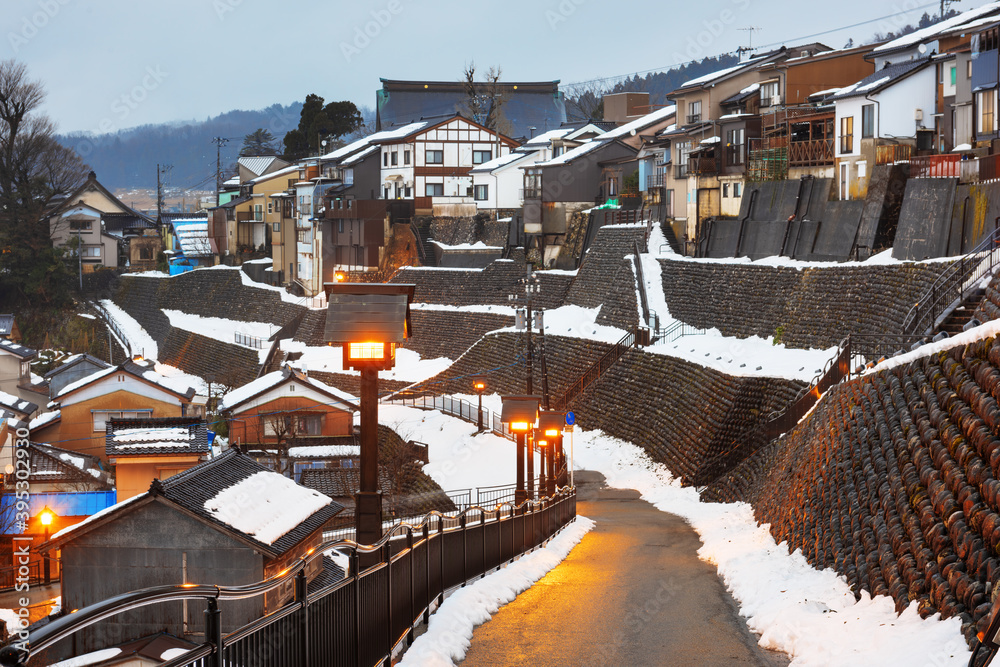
47,172,153,223
238,156,286,177
0,337,36,360
376,113,519,147
47,449,344,558
319,122,431,162
170,218,212,258
533,137,637,168
0,390,36,419
106,416,210,458
0,315,15,338
469,149,539,174
219,365,358,412
102,212,157,234
54,359,197,402
28,441,112,487
870,2,1000,56
300,467,392,498
43,353,111,380
829,57,933,101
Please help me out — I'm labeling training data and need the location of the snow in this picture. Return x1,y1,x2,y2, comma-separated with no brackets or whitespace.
532,139,601,167
740,82,761,95
681,55,769,88
203,471,332,545
469,150,535,173
523,128,573,146
246,163,299,185
409,303,516,316
868,318,1000,375
872,2,1000,53
112,427,188,442
219,369,358,411
53,366,117,399
275,339,452,385
288,445,359,458
47,648,122,667
99,299,157,359
700,135,721,144
320,122,429,160
76,313,96,320
160,648,191,661
397,516,595,667
29,410,60,430
429,241,502,251
58,453,86,469
855,76,891,93
0,609,21,636
162,309,273,361
600,105,676,139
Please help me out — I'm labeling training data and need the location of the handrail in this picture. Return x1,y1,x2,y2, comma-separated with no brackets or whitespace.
633,240,652,331
90,301,132,358
1,488,578,667
901,226,1000,336
555,328,638,410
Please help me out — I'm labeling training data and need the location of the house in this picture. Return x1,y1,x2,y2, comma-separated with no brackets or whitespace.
377,113,519,215
47,171,157,272
106,416,211,501
236,155,290,183
43,353,111,398
0,338,45,414
0,315,21,343
831,57,936,199
42,449,345,654
375,78,568,139
219,366,358,474
164,217,213,274
32,358,205,466
321,198,413,277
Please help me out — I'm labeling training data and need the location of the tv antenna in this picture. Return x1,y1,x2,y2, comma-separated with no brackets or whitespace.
737,26,761,59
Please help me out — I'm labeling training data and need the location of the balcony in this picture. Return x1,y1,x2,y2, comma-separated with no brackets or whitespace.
646,172,666,188
686,114,702,124
910,154,960,178
520,187,542,200
875,144,914,165
674,164,689,179
787,139,834,167
688,156,718,175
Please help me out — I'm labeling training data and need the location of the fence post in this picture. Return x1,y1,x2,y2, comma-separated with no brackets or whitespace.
407,528,415,645
352,550,362,666
423,523,431,624
481,510,488,578
460,514,468,586
295,568,310,667
205,598,223,667
438,520,445,607
385,542,393,667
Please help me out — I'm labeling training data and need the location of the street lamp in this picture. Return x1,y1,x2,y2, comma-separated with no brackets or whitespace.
538,410,565,494
324,282,415,545
501,395,539,504
534,429,549,497
38,507,55,585
474,379,486,432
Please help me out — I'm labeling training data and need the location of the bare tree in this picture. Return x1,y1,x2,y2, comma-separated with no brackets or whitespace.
247,410,302,477
460,63,512,137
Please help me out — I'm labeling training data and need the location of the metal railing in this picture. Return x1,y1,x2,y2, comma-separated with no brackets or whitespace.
386,394,513,441
234,331,267,349
0,491,578,667
655,320,705,345
91,302,132,357
555,329,639,410
910,154,961,178
901,226,1000,336
633,240,652,332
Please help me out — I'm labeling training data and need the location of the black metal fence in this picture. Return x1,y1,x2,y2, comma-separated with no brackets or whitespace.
555,329,638,410
91,301,132,357
387,394,514,441
234,331,267,349
0,491,578,667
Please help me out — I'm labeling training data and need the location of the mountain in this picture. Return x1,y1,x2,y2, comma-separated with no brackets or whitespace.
56,103,304,192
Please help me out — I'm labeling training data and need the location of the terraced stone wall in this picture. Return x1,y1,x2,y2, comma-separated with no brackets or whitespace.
565,225,648,309
707,337,1000,644
390,252,527,306
570,349,804,483
402,311,515,361
659,259,957,349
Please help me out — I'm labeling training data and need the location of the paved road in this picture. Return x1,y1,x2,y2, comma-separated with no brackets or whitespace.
458,471,788,667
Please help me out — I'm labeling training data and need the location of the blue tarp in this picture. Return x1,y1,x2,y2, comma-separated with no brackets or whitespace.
0,491,117,534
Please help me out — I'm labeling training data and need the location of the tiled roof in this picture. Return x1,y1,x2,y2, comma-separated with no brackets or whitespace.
54,360,197,401
300,467,391,498
0,391,36,418
154,449,344,556
0,338,36,360
43,353,111,380
29,442,112,487
106,416,210,457
102,212,156,232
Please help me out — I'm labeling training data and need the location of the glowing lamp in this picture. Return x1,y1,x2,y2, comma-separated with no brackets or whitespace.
39,509,54,527
536,439,548,447
510,421,530,432
537,410,566,436
500,396,540,431
473,381,486,393
323,283,415,371
544,428,560,437
334,271,346,282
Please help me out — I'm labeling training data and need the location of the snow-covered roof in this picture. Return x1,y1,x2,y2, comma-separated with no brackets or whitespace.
53,366,117,399
678,54,771,89
872,2,1000,53
0,338,36,360
247,163,300,186
172,219,212,258
601,106,676,139
238,156,281,176
340,144,380,167
523,128,573,146
219,367,357,412
469,149,538,174
319,121,430,161
829,58,932,101
532,140,604,167
29,410,60,430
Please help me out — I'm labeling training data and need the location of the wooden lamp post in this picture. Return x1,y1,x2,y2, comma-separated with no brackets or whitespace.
538,410,566,493
501,395,539,504
324,282,415,546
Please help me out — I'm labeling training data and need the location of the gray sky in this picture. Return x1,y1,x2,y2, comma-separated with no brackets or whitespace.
5,0,961,135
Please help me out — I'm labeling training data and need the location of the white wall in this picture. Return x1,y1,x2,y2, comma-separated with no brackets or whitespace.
877,67,936,138
472,153,540,210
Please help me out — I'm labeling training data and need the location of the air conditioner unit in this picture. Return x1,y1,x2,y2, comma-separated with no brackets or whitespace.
915,108,924,121
772,94,782,106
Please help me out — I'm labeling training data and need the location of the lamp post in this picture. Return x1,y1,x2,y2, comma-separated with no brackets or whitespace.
501,395,539,504
474,380,486,432
510,268,541,394
534,430,549,497
538,410,565,494
38,507,54,585
324,282,415,545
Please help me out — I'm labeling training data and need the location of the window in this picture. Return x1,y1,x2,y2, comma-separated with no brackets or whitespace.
254,204,263,221
405,185,411,198
425,183,444,197
404,150,411,165
969,60,973,78
862,104,874,139
383,186,390,199
726,128,745,165
426,149,444,164
733,182,741,197
473,150,492,164
69,220,92,231
139,246,153,260
723,183,730,198
383,152,388,167
687,100,702,123
840,116,854,153
93,409,152,431
474,184,488,201
857,161,867,178
760,81,780,107
553,145,564,157
267,202,273,215
951,65,957,86
391,151,398,166
978,89,996,134
273,222,280,232
81,246,101,258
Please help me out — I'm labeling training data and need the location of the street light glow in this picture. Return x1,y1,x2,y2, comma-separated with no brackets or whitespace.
544,428,560,437
39,510,53,526
348,342,387,360
510,421,530,432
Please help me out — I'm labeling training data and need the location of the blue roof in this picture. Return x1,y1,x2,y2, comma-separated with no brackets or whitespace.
0,491,117,533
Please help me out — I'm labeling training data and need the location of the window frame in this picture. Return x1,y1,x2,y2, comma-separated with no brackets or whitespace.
474,184,489,201
426,149,444,165
425,182,444,197
861,104,875,139
473,150,492,165
840,116,854,153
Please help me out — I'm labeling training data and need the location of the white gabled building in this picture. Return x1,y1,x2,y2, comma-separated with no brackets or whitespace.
375,113,518,214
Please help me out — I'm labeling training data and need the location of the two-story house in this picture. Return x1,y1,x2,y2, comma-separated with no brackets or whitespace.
0,338,44,415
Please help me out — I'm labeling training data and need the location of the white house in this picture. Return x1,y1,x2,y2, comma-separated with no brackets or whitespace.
831,57,935,199
376,114,518,214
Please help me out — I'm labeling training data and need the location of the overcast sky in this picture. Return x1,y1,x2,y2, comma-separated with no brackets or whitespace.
5,0,964,135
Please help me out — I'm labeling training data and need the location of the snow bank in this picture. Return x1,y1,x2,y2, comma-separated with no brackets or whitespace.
397,516,594,667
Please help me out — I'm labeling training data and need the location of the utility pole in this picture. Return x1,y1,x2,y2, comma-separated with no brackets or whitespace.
156,164,173,230
212,137,230,206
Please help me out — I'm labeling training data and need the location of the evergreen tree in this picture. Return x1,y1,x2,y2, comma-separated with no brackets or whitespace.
239,128,279,156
